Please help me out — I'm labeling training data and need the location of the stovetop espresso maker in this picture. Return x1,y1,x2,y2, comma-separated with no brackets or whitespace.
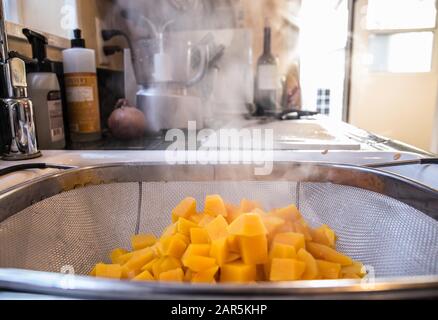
0,0,40,160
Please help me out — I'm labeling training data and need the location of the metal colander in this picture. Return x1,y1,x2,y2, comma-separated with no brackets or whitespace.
0,162,437,299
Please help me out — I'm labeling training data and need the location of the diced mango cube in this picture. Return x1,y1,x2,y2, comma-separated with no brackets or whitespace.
264,243,297,277
198,214,215,227
159,268,184,282
341,261,366,277
177,218,198,236
141,257,159,272
110,248,128,264
269,243,297,259
182,255,217,272
220,261,257,283
306,242,352,266
240,199,263,213
192,266,219,283
272,232,305,252
316,260,341,279
270,204,302,222
162,223,177,237
294,219,312,241
342,273,361,279
226,252,241,263
184,269,194,282
262,216,285,235
183,244,211,259
122,248,156,278
227,235,240,253
172,197,197,223
189,214,203,224
297,248,319,280
204,195,227,217
205,215,229,241
131,234,157,251
160,236,187,259
228,213,267,237
116,252,134,265
190,228,210,244
239,234,268,265
311,225,336,248
95,263,122,279
209,237,229,267
133,269,154,281
269,258,305,281
225,203,242,223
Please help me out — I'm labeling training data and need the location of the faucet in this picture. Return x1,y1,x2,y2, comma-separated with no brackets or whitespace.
0,0,40,160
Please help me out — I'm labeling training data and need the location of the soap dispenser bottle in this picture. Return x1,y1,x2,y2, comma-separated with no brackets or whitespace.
23,28,66,149
62,29,101,142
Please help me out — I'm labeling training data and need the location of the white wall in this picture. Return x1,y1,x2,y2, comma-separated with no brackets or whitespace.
349,0,438,152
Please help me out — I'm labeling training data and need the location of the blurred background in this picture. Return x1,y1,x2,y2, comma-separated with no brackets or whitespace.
2,0,438,153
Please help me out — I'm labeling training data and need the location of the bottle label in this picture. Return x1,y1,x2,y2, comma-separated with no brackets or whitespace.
47,91,65,143
258,65,278,90
64,72,101,134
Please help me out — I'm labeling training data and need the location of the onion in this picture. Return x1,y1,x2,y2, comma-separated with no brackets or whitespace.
108,99,146,140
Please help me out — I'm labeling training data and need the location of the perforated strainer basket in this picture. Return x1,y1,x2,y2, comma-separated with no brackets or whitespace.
0,162,437,299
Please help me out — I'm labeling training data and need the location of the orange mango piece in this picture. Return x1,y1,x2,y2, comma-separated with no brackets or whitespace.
297,248,319,280
192,266,219,283
294,219,313,241
226,252,241,263
189,213,203,224
198,214,215,227
204,195,227,217
162,223,177,237
95,263,123,279
228,213,267,237
311,225,336,248
316,260,341,279
262,216,285,235
160,236,187,259
122,248,156,278
116,252,134,265
269,258,305,281
177,218,198,236
184,269,194,282
270,204,302,222
272,232,305,252
131,234,157,251
133,269,154,281
209,237,229,267
183,244,211,259
220,261,257,283
172,197,197,223
240,198,263,213
190,228,210,244
239,234,268,265
264,243,297,277
227,235,240,253
306,242,352,266
182,255,217,272
341,261,366,277
225,203,242,223
159,268,184,282
205,215,229,241
110,248,128,264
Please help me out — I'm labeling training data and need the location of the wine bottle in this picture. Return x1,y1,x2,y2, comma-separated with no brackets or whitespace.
254,19,279,114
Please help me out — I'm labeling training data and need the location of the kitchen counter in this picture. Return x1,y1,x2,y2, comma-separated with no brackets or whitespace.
0,117,437,191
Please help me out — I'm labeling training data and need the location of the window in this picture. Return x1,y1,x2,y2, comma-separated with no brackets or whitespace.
316,89,331,115
4,0,78,38
367,0,437,30
366,0,437,73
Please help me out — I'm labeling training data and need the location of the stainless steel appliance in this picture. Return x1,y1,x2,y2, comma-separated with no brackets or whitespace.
0,1,40,160
0,162,437,299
